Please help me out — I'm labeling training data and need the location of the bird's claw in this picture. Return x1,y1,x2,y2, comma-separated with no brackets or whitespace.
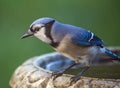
51,72,63,80
70,76,81,85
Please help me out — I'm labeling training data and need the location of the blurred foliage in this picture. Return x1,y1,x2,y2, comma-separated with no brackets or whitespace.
0,0,120,88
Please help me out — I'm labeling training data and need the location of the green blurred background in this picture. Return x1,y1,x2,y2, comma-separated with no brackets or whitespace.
0,0,120,87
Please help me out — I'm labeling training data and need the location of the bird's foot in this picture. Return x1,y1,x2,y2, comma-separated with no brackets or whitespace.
51,71,64,80
70,75,81,84
69,66,89,85
51,63,77,80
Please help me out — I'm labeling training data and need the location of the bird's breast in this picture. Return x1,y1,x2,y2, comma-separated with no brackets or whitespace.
54,36,100,65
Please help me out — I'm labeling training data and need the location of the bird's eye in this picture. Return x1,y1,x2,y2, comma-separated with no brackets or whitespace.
30,25,44,33
35,27,40,32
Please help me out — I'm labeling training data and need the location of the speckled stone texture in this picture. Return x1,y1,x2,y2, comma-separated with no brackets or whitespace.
10,47,120,88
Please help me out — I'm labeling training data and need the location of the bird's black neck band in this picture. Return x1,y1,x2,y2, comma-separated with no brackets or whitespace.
44,20,55,40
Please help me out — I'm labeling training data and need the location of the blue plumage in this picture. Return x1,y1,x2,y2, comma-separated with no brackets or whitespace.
71,30,104,46
21,17,120,81
101,48,120,60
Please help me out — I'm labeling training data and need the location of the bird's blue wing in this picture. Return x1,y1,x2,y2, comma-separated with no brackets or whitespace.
71,30,104,46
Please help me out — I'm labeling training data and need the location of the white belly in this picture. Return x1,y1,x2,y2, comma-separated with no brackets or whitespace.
54,37,100,66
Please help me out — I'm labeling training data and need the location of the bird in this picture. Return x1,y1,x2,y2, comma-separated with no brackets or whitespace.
21,17,120,81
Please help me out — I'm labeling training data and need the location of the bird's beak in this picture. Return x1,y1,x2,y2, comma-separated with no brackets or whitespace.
21,30,34,39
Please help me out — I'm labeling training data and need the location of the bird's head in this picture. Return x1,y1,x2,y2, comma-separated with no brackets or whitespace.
21,17,55,44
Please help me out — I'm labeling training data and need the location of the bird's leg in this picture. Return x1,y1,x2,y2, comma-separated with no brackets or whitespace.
71,66,89,82
52,62,77,80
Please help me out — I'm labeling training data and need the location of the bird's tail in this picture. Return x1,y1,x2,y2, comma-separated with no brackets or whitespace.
100,47,120,60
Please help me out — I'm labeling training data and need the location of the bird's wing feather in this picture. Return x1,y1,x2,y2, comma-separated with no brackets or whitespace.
71,29,104,46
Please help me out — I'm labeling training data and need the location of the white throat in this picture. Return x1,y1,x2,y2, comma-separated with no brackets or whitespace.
34,27,52,43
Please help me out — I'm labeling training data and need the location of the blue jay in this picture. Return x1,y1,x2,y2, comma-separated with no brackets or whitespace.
21,17,120,81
